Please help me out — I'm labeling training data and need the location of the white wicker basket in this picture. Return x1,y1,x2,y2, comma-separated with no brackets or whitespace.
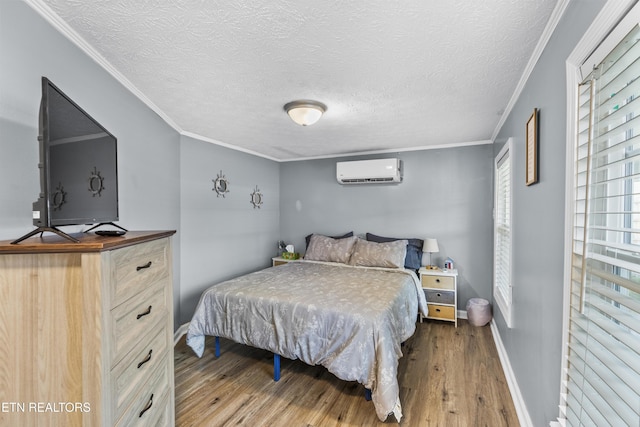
466,298,492,326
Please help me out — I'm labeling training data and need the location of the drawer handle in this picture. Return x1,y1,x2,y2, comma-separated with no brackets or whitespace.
436,293,442,297
137,261,152,271
139,393,153,418
137,349,153,369
136,305,152,319
436,278,441,283
435,308,441,312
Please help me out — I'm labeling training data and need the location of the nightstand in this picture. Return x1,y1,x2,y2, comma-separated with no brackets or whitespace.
419,268,458,327
272,256,301,267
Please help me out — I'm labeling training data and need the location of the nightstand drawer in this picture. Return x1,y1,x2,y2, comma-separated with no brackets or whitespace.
422,274,455,290
428,304,456,321
425,289,455,305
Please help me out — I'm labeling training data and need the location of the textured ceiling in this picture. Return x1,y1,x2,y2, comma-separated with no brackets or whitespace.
34,0,559,161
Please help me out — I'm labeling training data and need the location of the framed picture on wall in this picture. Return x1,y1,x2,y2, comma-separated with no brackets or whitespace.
526,108,538,186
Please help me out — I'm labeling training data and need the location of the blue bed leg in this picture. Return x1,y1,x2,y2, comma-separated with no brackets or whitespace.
364,388,372,401
214,336,220,357
273,354,281,381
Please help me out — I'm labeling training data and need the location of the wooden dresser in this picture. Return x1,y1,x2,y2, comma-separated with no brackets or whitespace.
0,230,175,426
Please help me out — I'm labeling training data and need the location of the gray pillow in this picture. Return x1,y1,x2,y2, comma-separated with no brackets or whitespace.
349,238,408,268
366,233,424,270
304,235,358,264
305,231,354,250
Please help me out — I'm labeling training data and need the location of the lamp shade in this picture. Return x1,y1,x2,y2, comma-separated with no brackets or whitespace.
423,238,439,253
284,100,326,126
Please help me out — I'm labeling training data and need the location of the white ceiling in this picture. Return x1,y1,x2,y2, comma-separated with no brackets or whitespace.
32,0,560,161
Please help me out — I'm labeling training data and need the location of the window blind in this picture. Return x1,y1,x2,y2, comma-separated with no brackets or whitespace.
564,23,640,427
494,140,512,326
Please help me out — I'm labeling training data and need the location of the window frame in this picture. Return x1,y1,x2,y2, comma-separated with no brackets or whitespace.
494,138,513,328
559,1,640,424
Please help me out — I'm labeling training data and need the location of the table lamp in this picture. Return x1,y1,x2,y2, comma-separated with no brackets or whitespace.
423,238,439,270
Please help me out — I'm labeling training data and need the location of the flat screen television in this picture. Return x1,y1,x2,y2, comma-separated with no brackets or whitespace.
12,77,122,244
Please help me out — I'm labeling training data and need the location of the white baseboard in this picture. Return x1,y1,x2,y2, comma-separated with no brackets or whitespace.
490,319,534,427
458,309,468,319
174,322,189,346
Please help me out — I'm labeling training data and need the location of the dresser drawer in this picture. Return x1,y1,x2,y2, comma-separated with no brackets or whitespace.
145,390,172,427
111,322,169,420
427,304,456,321
421,275,455,290
111,280,168,365
424,289,455,305
115,361,171,427
110,238,170,309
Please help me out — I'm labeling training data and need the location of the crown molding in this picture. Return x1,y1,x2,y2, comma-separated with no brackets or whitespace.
22,0,511,163
179,131,281,162
281,140,493,162
23,0,182,133
491,0,571,142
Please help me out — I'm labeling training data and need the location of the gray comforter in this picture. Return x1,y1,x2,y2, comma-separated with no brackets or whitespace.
186,260,428,422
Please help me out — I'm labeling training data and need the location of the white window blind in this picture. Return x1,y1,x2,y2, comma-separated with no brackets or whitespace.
564,23,640,427
494,139,512,327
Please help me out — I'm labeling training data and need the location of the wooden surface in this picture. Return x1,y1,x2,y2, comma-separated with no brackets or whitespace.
174,319,519,426
0,231,175,426
0,250,104,426
0,230,176,254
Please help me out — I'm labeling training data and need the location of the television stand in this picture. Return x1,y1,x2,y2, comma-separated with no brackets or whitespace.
10,226,80,244
84,222,128,233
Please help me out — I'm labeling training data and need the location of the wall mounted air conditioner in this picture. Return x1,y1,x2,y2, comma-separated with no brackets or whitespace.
336,158,403,184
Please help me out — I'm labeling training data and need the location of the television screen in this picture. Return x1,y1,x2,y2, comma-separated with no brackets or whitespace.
14,77,120,243
12,78,120,244
44,81,118,226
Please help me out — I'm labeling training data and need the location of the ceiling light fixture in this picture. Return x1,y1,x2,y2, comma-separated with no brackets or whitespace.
284,100,326,126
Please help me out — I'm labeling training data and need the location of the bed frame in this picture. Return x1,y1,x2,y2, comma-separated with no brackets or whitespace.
213,336,372,400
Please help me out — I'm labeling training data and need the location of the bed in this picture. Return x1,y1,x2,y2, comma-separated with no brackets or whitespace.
186,234,428,422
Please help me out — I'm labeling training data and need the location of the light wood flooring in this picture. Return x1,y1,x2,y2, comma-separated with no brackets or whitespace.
174,319,519,426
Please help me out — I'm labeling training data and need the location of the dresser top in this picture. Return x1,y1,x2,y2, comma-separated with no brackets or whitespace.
0,230,176,254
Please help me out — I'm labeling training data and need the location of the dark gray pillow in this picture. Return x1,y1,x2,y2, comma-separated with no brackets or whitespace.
366,233,424,270
305,231,354,250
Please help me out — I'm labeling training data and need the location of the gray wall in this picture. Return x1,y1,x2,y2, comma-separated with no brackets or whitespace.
492,1,606,425
0,1,181,236
0,0,182,325
179,135,280,324
279,145,495,308
0,1,283,330
0,1,612,424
